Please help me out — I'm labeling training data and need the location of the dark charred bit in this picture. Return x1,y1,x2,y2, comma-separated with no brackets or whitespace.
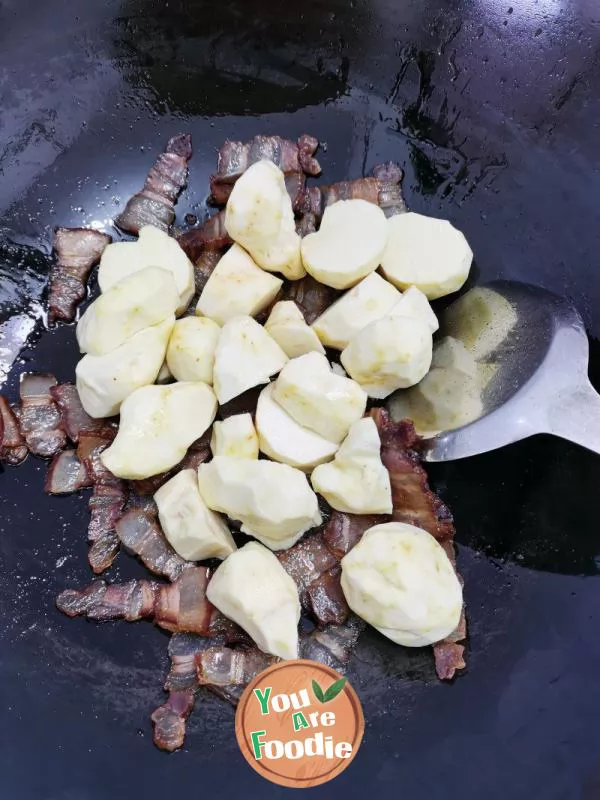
177,211,232,263
16,373,67,458
56,567,216,634
209,134,321,205
115,134,193,235
48,227,112,324
115,508,192,582
50,383,118,444
305,567,350,628
0,396,28,465
279,274,339,325
44,449,92,495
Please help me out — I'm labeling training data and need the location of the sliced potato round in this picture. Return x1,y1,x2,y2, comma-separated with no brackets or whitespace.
311,272,400,350
380,212,472,300
98,225,194,315
212,316,288,405
166,316,220,384
341,314,432,399
300,199,388,289
341,522,463,646
196,244,282,325
76,317,173,418
256,384,338,471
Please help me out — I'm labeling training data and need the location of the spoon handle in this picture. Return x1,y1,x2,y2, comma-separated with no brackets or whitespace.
547,380,600,456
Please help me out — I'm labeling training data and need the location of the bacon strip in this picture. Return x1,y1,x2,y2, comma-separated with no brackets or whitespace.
115,134,193,235
209,134,320,205
299,615,366,672
0,396,28,465
44,449,91,495
322,511,387,560
300,162,407,221
128,440,211,496
177,211,232,263
50,383,117,443
305,567,349,627
279,275,339,325
56,567,215,634
48,228,111,324
77,430,126,573
115,508,192,581
17,373,67,457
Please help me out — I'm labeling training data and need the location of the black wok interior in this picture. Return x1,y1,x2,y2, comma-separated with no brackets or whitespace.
1,1,600,797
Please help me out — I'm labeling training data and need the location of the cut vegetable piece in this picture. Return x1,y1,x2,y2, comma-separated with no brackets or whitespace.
212,316,288,405
98,225,194,315
256,384,338,471
341,522,463,646
272,352,367,444
154,469,236,561
311,272,400,350
389,286,439,333
195,244,282,325
211,413,258,460
311,417,392,514
264,301,325,358
225,160,305,280
380,212,472,300
76,317,174,418
101,382,217,480
206,542,300,660
300,199,388,289
166,316,220,384
197,456,321,550
341,315,432,399
77,267,179,356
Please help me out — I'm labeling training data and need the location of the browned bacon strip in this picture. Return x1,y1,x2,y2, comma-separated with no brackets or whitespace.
433,641,466,681
17,373,67,457
115,508,192,581
209,134,321,205
277,531,337,597
371,408,454,541
279,275,339,325
305,567,349,627
48,228,112,324
77,430,126,573
0,396,28,465
197,645,278,706
177,211,232,263
50,383,117,443
44,449,91,495
299,615,365,672
300,162,407,220
322,511,387,560
115,134,193,235
190,250,222,307
56,566,215,634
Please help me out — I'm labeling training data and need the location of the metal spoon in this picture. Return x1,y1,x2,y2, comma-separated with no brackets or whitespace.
420,280,600,461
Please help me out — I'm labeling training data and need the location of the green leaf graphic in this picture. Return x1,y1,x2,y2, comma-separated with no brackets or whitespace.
312,679,325,703
323,677,347,702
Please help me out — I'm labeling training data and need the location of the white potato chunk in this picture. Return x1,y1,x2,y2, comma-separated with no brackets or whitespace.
77,267,179,356
300,199,388,289
380,212,472,300
311,417,392,514
76,317,174,418
207,542,300,660
212,316,288,405
211,414,259,460
311,272,400,350
272,352,367,444
389,286,439,333
196,244,282,325
225,160,305,280
197,456,321,550
330,363,347,377
341,315,433,399
166,316,220,384
341,522,463,646
255,384,338,471
101,382,217,479
389,337,483,437
98,225,194,315
154,469,236,561
265,301,325,358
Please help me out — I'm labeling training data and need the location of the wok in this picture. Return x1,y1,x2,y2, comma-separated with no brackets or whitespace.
1,1,600,798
